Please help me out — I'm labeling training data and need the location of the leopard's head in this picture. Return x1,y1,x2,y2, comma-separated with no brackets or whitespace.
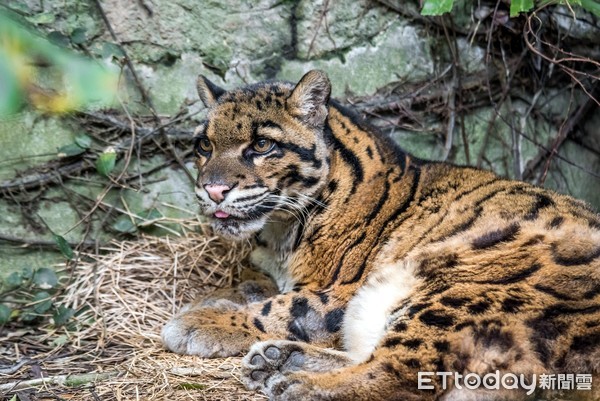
193,70,332,239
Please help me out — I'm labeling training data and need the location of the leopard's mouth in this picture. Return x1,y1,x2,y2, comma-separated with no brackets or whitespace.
211,209,258,223
208,209,268,239
210,203,272,222
214,210,231,219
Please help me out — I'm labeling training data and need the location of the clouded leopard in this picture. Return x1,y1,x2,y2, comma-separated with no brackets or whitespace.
162,70,600,400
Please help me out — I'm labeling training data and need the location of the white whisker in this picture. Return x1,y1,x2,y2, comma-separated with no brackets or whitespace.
265,194,309,228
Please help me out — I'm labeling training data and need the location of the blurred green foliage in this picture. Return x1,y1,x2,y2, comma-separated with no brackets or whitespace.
421,0,600,16
0,10,118,116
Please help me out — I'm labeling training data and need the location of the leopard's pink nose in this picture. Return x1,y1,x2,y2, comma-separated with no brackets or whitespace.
204,184,231,203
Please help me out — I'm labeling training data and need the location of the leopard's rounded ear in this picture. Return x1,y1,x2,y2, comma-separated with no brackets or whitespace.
286,70,331,129
196,75,226,108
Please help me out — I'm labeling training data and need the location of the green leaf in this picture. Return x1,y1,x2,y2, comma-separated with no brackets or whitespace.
0,304,12,324
138,208,165,226
33,267,58,289
75,133,93,149
581,0,600,16
21,310,38,322
6,3,30,14
53,305,75,326
51,333,69,346
138,208,163,222
21,266,34,280
58,134,92,158
57,143,86,157
32,291,53,314
101,42,126,60
47,31,70,47
26,12,56,25
53,234,74,260
5,272,23,288
96,148,117,177
70,27,87,45
0,50,25,116
421,0,454,15
510,0,534,16
112,215,138,233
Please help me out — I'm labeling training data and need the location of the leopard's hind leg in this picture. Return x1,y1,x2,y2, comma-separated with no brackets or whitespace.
242,343,440,401
241,315,542,401
241,285,600,401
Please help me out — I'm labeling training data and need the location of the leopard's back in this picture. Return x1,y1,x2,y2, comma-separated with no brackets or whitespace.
387,164,596,344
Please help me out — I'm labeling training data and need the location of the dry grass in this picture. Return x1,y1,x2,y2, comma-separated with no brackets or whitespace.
0,221,267,400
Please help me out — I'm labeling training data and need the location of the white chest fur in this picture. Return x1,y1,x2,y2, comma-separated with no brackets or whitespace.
342,260,420,363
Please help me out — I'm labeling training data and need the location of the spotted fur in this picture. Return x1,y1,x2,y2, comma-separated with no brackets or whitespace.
162,70,600,401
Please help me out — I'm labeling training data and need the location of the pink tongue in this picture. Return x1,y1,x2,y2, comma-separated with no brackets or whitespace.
214,210,230,219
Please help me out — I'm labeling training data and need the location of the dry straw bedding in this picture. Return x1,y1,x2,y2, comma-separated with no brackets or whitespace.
0,221,267,400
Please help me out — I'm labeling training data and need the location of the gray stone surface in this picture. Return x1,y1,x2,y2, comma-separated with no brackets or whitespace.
551,5,600,43
451,102,555,179
546,139,600,208
137,53,220,115
294,0,398,60
280,20,434,97
0,246,62,283
0,111,75,181
102,0,293,69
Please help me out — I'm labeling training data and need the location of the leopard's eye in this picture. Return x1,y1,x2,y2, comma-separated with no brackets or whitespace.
198,137,212,153
252,138,274,154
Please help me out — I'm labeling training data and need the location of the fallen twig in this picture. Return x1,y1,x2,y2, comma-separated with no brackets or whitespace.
0,233,102,248
0,371,121,393
171,366,234,379
0,358,33,375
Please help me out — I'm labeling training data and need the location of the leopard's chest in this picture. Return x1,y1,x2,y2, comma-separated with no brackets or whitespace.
250,220,300,293
342,259,421,362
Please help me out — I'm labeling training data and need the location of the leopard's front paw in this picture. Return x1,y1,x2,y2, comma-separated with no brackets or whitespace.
241,340,306,392
161,311,254,357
